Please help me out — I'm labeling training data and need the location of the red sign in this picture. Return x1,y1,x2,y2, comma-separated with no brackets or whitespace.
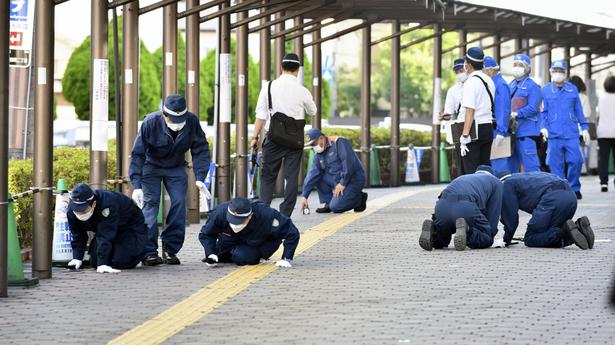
9,31,23,47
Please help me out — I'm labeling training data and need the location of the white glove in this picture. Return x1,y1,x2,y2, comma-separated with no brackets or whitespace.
96,265,121,273
459,135,471,145
460,143,470,157
203,254,218,267
67,259,82,270
494,134,505,146
510,112,518,119
581,129,591,144
491,239,506,248
132,189,144,209
196,180,212,199
275,259,292,268
540,128,548,142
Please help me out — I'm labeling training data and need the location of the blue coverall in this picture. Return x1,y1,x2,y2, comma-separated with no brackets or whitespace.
67,190,147,268
129,112,210,256
433,172,503,249
500,172,577,248
541,83,588,192
199,202,300,265
509,76,542,172
491,73,512,174
302,137,366,213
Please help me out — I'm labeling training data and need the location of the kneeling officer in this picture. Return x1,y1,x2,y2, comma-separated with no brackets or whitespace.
199,197,300,268
498,170,594,249
67,184,148,273
420,165,502,251
299,128,368,214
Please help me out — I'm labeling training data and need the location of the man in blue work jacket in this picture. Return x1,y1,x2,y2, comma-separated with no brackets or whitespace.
541,60,591,199
419,165,502,251
509,54,542,172
199,197,300,268
299,128,368,214
497,170,594,249
129,95,211,266
483,56,512,174
66,184,147,273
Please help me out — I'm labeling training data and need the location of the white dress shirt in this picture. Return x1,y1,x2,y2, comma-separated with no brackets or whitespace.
459,70,496,125
255,74,317,131
444,82,463,118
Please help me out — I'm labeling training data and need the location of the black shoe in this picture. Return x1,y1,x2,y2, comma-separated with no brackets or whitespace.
454,218,469,251
575,216,595,249
601,185,608,192
419,219,435,251
575,191,583,200
562,219,589,250
162,251,181,265
142,254,163,266
354,192,368,212
316,204,331,213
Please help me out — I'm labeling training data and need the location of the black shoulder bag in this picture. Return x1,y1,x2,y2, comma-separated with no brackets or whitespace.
266,81,306,150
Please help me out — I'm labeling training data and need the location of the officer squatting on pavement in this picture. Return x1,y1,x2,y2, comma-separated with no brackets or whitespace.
129,95,211,266
199,197,300,268
67,184,148,273
300,128,368,214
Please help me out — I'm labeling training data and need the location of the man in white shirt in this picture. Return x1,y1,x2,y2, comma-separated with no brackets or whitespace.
251,53,317,217
458,47,496,175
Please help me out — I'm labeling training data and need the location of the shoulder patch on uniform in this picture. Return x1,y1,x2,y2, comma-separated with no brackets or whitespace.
272,218,280,227
102,208,110,217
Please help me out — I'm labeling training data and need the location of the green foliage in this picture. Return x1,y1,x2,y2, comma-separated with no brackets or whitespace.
61,16,161,121
319,127,431,148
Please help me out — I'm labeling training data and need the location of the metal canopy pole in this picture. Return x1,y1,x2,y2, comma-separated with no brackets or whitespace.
163,2,178,98
274,11,286,77
564,45,571,75
544,42,552,83
217,2,232,202
304,20,376,48
235,0,249,198
360,22,371,187
294,16,304,81
32,0,55,279
493,33,501,62
431,23,442,185
399,33,440,50
312,28,322,129
390,20,401,187
0,0,9,296
186,0,200,222
458,28,467,57
259,4,271,84
122,0,139,197
441,32,491,54
112,7,122,192
198,0,263,23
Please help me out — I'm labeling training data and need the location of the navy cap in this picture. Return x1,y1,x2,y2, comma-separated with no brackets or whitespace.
550,60,567,70
483,56,499,70
475,165,494,175
305,128,324,146
282,53,301,66
69,183,95,212
495,170,512,181
513,54,531,66
465,47,484,63
227,197,253,225
452,58,465,72
163,95,188,123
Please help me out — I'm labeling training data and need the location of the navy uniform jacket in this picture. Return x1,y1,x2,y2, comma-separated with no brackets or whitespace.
509,76,542,137
200,202,300,260
441,173,502,212
302,137,364,198
493,73,512,136
129,112,210,189
501,172,570,240
67,190,146,266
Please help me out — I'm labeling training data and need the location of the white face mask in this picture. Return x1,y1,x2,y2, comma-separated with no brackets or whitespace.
313,144,324,154
455,72,468,83
166,121,186,132
74,208,94,221
551,72,566,83
512,66,526,79
229,222,248,233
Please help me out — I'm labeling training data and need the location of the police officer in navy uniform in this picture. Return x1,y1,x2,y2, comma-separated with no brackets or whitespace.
498,170,594,249
299,128,368,214
199,197,300,268
66,184,147,273
129,95,211,266
419,165,502,251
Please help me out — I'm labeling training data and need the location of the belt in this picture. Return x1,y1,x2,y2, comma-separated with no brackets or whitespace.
438,191,472,202
545,182,568,193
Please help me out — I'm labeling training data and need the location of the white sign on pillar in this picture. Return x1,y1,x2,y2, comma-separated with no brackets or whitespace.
432,77,442,125
92,58,109,151
220,53,231,123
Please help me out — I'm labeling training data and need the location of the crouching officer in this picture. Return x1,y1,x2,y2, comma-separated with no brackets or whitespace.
299,128,368,214
199,197,300,268
66,184,147,273
129,94,211,266
498,170,594,249
419,165,502,251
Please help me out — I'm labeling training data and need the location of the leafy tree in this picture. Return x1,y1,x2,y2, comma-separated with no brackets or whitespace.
62,16,161,120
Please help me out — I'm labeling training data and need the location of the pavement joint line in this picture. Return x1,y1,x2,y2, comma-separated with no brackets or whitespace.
107,187,440,345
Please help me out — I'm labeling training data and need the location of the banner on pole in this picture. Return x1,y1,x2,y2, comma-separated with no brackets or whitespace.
92,58,109,151
405,146,420,183
52,192,73,263
219,53,232,123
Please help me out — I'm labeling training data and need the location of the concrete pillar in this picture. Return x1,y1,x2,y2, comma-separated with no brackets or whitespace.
162,2,178,97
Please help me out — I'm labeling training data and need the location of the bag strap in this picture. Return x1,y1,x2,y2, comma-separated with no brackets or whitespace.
267,80,273,113
473,74,494,114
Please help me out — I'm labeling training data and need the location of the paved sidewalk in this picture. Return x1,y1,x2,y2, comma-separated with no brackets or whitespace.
2,177,615,345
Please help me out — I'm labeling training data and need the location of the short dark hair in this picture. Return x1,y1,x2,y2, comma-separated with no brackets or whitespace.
465,59,483,70
281,61,300,72
605,76,615,94
569,75,586,93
